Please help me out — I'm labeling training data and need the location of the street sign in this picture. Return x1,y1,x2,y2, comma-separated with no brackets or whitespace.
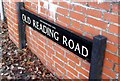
21,8,93,62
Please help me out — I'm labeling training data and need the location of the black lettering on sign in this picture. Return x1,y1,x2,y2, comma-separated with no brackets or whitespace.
21,8,93,62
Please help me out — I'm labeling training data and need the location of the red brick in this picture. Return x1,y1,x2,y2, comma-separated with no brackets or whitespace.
38,34,46,43
67,71,78,79
68,26,83,35
56,52,67,63
37,51,45,59
65,64,78,76
103,67,116,78
87,17,107,29
54,44,64,54
45,45,54,54
57,7,69,16
81,24,100,35
55,69,63,79
103,59,113,69
63,75,71,79
38,44,46,54
36,39,44,47
47,17,55,24
32,31,39,39
53,56,64,66
74,5,82,12
9,28,19,40
59,1,71,9
81,61,90,71
66,52,79,64
38,7,46,14
84,33,93,40
70,11,85,22
48,51,54,58
88,2,110,11
12,19,18,25
86,9,102,18
104,12,119,24
12,27,18,34
31,39,38,50
109,24,119,34
105,51,118,63
57,14,70,24
45,55,54,65
68,60,76,68
74,5,87,13
102,73,111,79
47,38,54,47
76,66,89,77
55,63,66,74
102,31,118,44
56,20,67,28
79,74,88,79
106,43,118,53
11,8,17,14
71,20,80,28
26,26,30,33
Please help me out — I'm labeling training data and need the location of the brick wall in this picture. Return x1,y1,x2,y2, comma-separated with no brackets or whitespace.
3,2,19,47
3,1,120,79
